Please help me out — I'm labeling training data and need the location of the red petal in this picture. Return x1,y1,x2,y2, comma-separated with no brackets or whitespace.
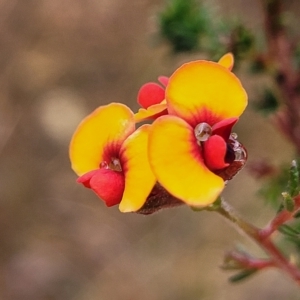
203,135,229,170
212,118,238,141
158,76,169,87
77,169,99,188
79,169,125,207
137,83,165,108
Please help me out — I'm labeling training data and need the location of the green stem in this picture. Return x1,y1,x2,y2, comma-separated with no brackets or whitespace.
216,199,260,239
215,198,300,285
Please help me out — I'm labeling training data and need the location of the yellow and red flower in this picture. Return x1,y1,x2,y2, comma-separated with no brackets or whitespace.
69,103,156,212
148,58,247,207
69,53,247,213
134,53,235,123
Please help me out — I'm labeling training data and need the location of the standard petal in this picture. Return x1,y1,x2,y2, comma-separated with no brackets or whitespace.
134,102,168,123
70,103,135,176
218,53,234,71
149,115,225,207
118,124,156,212
166,61,248,127
137,82,165,108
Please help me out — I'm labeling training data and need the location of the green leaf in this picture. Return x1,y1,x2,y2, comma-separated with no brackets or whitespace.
258,166,289,208
282,192,295,212
278,224,300,238
229,269,257,283
288,160,299,197
280,220,300,252
258,159,300,209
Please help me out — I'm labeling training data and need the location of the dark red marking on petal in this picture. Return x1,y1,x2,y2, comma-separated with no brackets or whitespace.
212,117,238,141
137,83,165,109
78,169,125,207
169,106,223,128
101,141,123,165
203,135,229,171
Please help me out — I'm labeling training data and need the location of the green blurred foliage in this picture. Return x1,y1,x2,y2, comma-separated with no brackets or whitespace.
293,44,300,70
158,0,300,280
250,56,267,73
279,221,300,257
229,269,258,283
159,0,255,59
159,0,209,52
259,160,300,209
254,88,279,115
259,160,300,257
228,23,254,59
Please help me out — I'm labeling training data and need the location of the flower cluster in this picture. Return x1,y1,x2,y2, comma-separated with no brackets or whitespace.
69,53,248,213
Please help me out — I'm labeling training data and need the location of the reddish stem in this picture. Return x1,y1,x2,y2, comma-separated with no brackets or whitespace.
225,250,274,270
260,195,300,239
216,199,300,285
258,238,300,285
260,208,300,239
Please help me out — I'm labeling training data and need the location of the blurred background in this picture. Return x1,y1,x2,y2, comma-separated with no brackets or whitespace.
0,0,300,299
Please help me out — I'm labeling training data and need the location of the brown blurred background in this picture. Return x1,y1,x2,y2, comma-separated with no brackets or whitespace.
0,0,299,299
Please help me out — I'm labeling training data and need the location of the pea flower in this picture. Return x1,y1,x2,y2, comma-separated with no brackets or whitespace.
69,103,156,212
148,59,248,207
134,53,234,123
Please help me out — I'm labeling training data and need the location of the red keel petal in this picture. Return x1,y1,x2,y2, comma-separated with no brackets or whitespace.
203,135,229,171
77,169,99,188
78,169,125,207
137,83,165,108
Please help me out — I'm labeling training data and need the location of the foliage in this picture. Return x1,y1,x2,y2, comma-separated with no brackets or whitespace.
159,0,255,59
156,0,300,284
159,0,209,52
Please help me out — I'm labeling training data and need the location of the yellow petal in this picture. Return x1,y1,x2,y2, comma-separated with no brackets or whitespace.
119,124,156,212
166,61,248,127
134,102,167,123
218,53,234,71
70,103,135,176
149,115,224,207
